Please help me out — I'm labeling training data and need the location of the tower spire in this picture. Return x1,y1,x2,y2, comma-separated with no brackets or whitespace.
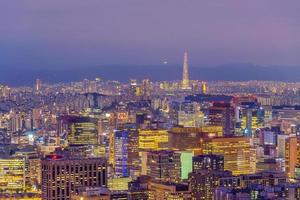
182,51,190,89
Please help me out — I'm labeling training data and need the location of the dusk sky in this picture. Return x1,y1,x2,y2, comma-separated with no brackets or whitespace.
0,0,300,69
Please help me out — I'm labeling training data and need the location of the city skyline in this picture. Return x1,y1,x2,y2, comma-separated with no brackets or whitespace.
2,1,300,200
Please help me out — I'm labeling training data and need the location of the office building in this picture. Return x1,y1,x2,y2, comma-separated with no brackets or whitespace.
208,102,235,135
58,115,98,146
0,157,25,193
203,136,256,175
41,155,107,200
147,150,181,183
189,170,232,200
285,136,300,178
138,129,168,150
114,130,129,177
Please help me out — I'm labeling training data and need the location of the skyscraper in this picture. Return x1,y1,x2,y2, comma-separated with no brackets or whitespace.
114,130,129,177
147,150,181,183
203,136,256,175
182,51,190,89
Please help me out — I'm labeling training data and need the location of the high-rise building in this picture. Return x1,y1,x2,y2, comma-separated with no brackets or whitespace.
114,130,129,177
182,51,190,90
203,136,256,175
208,102,235,135
127,129,140,178
58,115,98,146
285,136,300,178
147,150,181,183
138,129,169,150
41,155,107,200
236,101,264,136
192,154,224,172
0,157,25,193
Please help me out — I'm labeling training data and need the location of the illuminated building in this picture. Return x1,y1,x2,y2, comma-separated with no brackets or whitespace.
71,187,110,200
168,126,222,153
192,154,224,172
180,151,194,180
148,182,191,200
0,157,25,193
14,146,40,191
202,82,207,94
58,115,98,146
114,130,129,177
28,157,41,189
127,129,140,178
140,151,148,175
130,79,138,96
238,102,264,137
208,102,235,135
189,170,232,200
108,177,132,191
0,193,41,200
182,51,190,90
138,129,168,150
35,79,42,92
147,150,181,183
41,155,107,200
188,155,225,199
116,111,130,125
178,110,205,128
203,136,256,175
285,136,300,178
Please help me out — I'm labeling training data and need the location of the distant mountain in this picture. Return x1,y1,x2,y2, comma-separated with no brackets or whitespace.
0,64,299,86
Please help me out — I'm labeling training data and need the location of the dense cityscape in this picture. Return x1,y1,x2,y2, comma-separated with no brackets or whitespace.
1,52,300,199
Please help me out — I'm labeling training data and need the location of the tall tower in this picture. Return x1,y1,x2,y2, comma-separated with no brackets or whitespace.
35,79,42,92
182,51,190,89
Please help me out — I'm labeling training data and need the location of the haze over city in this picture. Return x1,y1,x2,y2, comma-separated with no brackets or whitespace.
1,0,300,85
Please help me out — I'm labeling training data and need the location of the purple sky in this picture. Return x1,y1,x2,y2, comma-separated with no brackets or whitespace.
0,0,300,69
